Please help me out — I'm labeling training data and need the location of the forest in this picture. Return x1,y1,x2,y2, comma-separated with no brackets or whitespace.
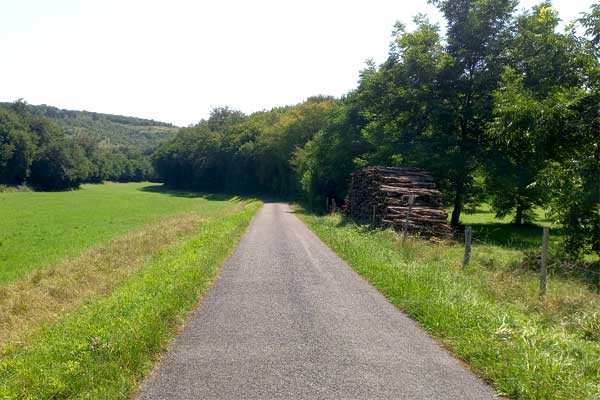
0,101,161,190
9,103,178,151
153,1,599,260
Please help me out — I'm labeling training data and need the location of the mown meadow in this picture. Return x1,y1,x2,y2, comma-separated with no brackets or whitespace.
0,183,261,398
0,182,236,284
298,207,600,399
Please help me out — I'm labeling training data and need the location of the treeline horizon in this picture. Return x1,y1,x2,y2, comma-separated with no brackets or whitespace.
153,0,599,259
0,101,156,190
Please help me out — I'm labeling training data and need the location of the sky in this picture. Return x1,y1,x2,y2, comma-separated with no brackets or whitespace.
1,0,596,126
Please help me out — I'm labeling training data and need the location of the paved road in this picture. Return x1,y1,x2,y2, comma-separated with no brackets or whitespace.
137,203,497,399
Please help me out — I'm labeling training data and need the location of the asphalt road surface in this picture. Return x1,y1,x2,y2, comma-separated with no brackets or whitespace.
137,202,497,400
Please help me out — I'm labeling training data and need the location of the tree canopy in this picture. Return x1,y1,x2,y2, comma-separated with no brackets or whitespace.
152,1,598,259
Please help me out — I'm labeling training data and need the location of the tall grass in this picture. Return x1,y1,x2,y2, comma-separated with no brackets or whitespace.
298,209,600,399
0,201,261,399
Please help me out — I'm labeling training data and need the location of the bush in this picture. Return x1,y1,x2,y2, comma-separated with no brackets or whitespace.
28,141,91,190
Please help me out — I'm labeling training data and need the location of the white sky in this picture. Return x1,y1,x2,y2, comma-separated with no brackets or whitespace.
1,0,595,126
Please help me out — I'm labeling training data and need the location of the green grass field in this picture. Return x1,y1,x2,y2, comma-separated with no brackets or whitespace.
0,182,236,284
0,183,261,398
456,204,562,251
298,207,600,399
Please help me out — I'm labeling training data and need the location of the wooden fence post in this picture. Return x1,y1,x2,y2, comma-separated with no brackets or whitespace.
540,227,549,296
463,225,472,266
331,199,336,214
372,205,376,225
402,195,415,243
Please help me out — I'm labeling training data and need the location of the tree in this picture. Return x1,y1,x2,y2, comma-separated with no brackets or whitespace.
426,0,517,227
294,96,369,209
334,0,515,228
487,2,600,256
29,140,91,190
544,3,600,257
256,98,336,196
0,107,35,185
485,4,588,224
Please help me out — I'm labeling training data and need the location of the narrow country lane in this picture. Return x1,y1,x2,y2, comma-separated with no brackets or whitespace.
137,202,497,400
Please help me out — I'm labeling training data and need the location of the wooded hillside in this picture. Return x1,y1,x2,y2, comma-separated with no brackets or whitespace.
0,101,157,189
0,103,178,151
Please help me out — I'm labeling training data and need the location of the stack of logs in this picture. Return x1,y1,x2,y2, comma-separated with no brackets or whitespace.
344,166,452,239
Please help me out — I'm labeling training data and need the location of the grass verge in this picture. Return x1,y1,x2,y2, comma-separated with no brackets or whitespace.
0,200,261,399
298,209,600,400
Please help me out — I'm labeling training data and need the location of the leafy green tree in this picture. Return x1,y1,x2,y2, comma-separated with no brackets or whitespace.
27,115,64,148
545,4,600,257
257,98,336,195
0,107,35,184
427,0,517,227
354,18,455,193
333,0,515,227
294,96,369,209
487,2,599,255
29,140,91,190
485,4,588,224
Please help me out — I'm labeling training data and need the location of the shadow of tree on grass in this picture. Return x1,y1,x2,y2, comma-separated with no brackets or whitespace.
138,184,241,202
468,223,565,251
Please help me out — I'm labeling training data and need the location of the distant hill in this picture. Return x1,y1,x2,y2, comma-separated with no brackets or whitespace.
1,103,179,152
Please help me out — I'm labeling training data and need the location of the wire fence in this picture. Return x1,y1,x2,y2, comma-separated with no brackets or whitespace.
460,224,600,295
326,199,599,295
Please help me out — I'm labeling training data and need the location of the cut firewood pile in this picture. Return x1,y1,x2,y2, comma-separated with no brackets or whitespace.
344,166,452,239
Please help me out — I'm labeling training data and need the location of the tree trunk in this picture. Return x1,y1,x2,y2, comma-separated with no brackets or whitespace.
450,183,464,229
515,202,524,226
